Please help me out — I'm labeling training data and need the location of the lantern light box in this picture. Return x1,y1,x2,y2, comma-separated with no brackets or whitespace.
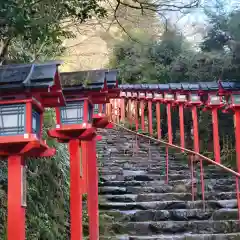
126,92,132,98
120,92,126,98
230,94,240,106
146,93,153,99
164,93,174,101
132,92,138,98
0,62,64,156
139,92,145,98
0,102,41,137
208,94,222,106
57,99,93,127
176,94,187,102
153,93,163,100
189,93,201,103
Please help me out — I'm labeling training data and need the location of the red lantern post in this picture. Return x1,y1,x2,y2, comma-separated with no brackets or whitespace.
199,82,223,164
139,92,146,132
146,91,153,136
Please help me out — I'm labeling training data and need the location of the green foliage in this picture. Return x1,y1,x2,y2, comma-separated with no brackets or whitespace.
0,0,107,62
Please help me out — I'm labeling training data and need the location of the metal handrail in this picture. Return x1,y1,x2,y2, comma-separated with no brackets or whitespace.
113,122,240,178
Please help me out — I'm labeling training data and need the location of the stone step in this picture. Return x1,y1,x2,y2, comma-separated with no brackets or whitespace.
99,182,235,195
100,173,233,182
99,178,236,188
102,209,238,222
99,199,237,211
111,220,240,235
99,168,233,178
102,192,236,202
100,233,240,240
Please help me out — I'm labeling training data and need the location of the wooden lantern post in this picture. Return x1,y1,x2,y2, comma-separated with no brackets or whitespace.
199,82,223,164
0,62,65,240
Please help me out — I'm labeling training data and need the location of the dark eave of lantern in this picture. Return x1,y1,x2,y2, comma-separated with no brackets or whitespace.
0,61,62,92
219,81,240,91
105,69,118,89
199,81,218,91
158,84,170,91
60,68,118,92
169,83,182,91
188,83,200,91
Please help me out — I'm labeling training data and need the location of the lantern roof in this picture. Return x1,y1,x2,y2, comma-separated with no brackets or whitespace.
180,83,200,91
169,83,182,91
157,84,170,90
146,84,159,90
60,69,118,90
199,81,218,91
218,81,240,91
0,61,62,91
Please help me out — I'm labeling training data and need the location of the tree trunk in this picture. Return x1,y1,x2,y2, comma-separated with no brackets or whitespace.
0,39,11,65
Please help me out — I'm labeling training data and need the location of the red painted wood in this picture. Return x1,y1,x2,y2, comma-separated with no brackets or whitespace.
86,138,99,240
26,102,32,134
135,100,139,131
212,108,221,163
167,103,173,144
235,112,240,173
179,104,185,150
69,139,83,240
156,102,161,139
148,100,153,135
121,98,125,122
80,142,87,194
83,100,88,123
8,155,25,240
192,105,200,153
140,100,145,131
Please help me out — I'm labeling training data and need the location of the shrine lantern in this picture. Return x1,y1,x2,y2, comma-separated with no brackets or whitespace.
181,83,202,106
50,69,119,240
0,61,65,240
198,82,222,109
153,84,170,139
199,82,222,164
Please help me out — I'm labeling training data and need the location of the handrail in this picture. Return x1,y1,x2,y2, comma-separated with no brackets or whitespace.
113,122,240,178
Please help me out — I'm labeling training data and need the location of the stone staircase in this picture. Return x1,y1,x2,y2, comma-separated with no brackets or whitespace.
97,128,240,240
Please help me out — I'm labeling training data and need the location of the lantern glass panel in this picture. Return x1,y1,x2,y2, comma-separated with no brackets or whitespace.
154,93,163,99
0,104,25,136
190,94,200,102
32,109,41,136
164,94,174,100
177,94,186,101
209,95,221,105
60,101,84,125
93,104,99,114
232,95,240,105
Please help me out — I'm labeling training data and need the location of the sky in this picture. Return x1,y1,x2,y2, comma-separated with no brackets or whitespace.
167,0,240,45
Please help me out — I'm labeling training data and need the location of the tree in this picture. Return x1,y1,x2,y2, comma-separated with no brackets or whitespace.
0,0,107,63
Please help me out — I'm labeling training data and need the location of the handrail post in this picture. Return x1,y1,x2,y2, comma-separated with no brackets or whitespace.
121,98,125,123
140,100,145,131
156,102,161,139
212,107,221,163
148,100,153,136
179,104,185,151
135,100,139,131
